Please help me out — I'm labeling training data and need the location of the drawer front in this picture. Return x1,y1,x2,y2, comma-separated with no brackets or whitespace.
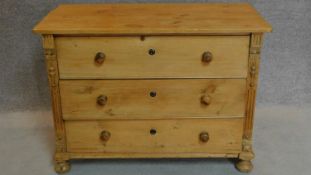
66,118,243,153
60,79,246,120
56,36,249,79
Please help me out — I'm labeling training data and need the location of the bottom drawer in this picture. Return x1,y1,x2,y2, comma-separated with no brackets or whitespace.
66,118,243,154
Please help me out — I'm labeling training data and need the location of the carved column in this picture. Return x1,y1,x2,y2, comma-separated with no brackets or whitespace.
244,33,263,139
236,33,263,172
42,35,70,173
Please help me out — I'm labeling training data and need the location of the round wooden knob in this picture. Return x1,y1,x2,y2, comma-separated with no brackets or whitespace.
95,52,105,64
199,132,209,142
202,51,213,63
100,130,111,142
201,94,211,105
97,95,108,106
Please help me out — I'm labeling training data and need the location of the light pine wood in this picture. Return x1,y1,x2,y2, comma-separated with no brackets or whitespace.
54,161,70,174
33,3,272,35
42,35,66,153
56,152,239,159
59,79,246,120
56,36,249,79
244,33,263,139
235,33,263,173
33,3,272,173
236,139,255,172
42,35,70,174
65,118,244,153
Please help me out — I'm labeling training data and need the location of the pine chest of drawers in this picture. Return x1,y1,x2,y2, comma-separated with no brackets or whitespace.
33,3,271,173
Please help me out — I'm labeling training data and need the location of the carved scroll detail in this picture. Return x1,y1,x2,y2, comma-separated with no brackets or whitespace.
239,139,254,160
43,35,66,153
236,138,255,172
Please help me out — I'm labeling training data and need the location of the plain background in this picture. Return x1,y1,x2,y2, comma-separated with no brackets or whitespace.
1,0,311,175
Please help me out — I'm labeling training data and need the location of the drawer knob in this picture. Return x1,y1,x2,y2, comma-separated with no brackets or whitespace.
97,95,108,106
202,51,213,63
199,132,209,142
201,94,211,105
148,48,156,55
95,52,106,64
100,130,111,142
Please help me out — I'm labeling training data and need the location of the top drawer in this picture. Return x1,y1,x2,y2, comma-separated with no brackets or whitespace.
56,36,249,79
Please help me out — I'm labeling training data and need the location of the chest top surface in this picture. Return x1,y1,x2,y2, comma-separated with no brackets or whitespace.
33,3,272,35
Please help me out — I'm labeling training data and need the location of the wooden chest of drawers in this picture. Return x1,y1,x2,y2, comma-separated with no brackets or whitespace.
33,3,271,173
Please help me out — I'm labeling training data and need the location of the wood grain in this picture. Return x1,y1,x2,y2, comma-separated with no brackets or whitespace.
65,118,243,153
42,35,67,153
59,79,246,120
33,4,272,172
56,36,249,79
235,33,263,173
33,3,272,35
56,152,239,159
244,33,263,139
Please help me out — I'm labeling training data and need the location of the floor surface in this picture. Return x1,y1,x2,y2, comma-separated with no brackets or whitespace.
1,105,311,175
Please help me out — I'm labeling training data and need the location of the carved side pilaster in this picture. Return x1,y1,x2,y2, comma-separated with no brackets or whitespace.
42,35,66,153
236,33,263,173
244,33,263,139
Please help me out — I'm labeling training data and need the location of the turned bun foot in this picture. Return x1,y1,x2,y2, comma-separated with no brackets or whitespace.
55,161,71,174
235,160,253,173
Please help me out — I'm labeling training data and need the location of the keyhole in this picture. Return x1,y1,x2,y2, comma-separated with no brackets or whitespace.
150,91,157,97
150,128,157,135
149,48,155,55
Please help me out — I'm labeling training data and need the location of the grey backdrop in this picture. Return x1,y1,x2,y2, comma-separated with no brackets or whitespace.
1,0,310,111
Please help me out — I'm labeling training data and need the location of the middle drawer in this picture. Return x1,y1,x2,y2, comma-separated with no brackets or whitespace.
60,79,246,120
